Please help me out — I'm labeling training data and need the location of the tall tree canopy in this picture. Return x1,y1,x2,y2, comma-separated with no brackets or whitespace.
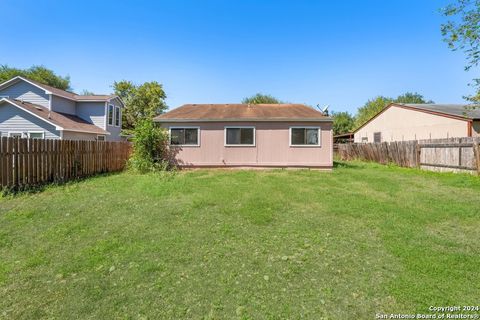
441,0,480,71
0,65,70,90
331,111,355,135
395,92,434,104
354,93,433,129
242,93,282,104
113,80,167,131
354,96,393,129
441,0,480,101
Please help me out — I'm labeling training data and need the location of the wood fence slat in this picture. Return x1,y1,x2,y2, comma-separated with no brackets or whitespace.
1,137,7,187
338,137,478,174
0,138,131,189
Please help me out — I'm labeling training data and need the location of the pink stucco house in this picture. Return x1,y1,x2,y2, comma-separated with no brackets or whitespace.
154,104,333,169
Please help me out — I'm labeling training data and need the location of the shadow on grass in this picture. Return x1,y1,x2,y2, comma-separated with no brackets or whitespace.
333,161,362,169
1,171,123,198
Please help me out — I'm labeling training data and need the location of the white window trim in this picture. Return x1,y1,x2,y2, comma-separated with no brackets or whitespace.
289,126,321,147
27,131,45,139
97,135,106,141
114,106,121,127
224,126,256,147
8,131,25,138
168,126,200,147
107,104,114,126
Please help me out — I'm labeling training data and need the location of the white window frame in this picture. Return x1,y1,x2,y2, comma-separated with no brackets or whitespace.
27,131,45,139
289,126,321,147
97,135,106,141
114,106,121,127
8,131,25,138
224,126,256,147
168,126,200,147
108,104,114,126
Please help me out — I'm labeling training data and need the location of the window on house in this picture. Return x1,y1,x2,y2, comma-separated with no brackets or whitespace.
108,104,114,126
373,132,381,143
362,137,368,143
28,132,44,139
170,127,199,146
97,135,106,141
115,106,120,127
290,127,320,146
225,127,255,146
8,132,23,138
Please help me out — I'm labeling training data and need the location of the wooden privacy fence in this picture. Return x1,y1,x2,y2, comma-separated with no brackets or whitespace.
337,137,480,174
0,137,131,189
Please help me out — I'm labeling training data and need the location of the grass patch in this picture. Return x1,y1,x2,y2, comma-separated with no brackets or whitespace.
0,162,479,318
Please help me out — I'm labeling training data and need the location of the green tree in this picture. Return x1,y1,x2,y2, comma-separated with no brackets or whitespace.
113,80,168,131
441,0,480,101
242,93,282,104
354,96,393,129
128,119,171,173
395,92,433,104
354,93,433,129
331,111,355,135
0,65,70,90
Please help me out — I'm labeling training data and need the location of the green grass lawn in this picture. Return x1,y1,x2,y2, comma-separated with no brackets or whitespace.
0,162,479,319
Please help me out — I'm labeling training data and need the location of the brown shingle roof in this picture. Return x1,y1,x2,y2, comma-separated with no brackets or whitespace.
154,104,331,122
3,98,109,135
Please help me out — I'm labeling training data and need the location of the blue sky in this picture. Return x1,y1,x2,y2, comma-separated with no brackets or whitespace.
0,0,475,114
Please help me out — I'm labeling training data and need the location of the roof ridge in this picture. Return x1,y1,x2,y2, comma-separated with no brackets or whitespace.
15,76,116,101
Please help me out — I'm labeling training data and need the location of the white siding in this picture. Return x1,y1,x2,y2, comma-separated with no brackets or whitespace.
52,95,76,114
0,81,50,107
0,102,60,139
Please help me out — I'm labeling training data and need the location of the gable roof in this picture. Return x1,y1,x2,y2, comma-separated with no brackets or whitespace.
154,104,331,122
0,98,109,135
353,103,480,133
0,76,123,105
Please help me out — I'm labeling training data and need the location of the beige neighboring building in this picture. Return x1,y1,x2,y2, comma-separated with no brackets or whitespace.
354,103,480,143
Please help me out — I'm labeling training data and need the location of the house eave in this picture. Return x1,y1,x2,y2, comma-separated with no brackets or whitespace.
60,128,111,135
154,118,333,123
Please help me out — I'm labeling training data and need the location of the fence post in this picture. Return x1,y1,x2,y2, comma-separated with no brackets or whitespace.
415,141,421,168
473,141,480,176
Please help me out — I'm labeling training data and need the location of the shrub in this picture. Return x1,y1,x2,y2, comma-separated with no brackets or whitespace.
128,119,173,173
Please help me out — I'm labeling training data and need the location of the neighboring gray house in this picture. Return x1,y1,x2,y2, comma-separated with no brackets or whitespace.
0,76,124,141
